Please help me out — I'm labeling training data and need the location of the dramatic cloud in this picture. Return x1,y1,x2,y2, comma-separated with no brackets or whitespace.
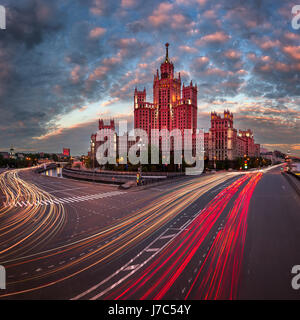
0,0,299,156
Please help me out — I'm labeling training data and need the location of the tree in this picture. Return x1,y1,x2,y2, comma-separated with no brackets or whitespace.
52,154,59,162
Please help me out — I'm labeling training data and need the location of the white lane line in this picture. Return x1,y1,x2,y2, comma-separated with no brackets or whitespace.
48,187,89,194
180,219,192,230
145,248,160,252
5,191,127,207
72,208,201,300
89,229,187,300
71,227,173,300
160,234,176,240
123,265,140,271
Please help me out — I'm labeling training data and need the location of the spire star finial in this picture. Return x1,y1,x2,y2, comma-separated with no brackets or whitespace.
165,43,170,62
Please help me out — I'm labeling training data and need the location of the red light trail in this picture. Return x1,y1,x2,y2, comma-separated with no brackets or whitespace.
0,168,238,298
104,173,261,300
185,172,262,300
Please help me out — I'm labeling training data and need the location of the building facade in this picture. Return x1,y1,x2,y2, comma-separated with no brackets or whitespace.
134,43,197,147
90,43,261,167
208,110,237,161
90,119,117,166
206,111,260,161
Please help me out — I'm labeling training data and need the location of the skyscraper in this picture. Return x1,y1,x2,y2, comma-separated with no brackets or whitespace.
134,43,197,140
90,44,260,167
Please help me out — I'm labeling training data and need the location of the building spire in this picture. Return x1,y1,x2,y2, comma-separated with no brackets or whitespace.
165,43,170,63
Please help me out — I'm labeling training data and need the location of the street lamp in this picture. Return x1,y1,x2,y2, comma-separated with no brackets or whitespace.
90,140,95,169
90,139,95,182
137,139,145,185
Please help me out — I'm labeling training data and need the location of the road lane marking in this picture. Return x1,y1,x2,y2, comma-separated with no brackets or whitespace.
4,191,127,208
48,187,89,194
72,206,204,300
160,234,176,239
123,265,140,271
145,248,160,252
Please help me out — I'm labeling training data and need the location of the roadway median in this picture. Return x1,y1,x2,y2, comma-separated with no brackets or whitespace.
62,167,185,188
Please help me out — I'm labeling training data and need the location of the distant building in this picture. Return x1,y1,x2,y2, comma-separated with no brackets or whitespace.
38,158,51,164
204,132,209,159
16,153,24,160
255,144,260,158
208,110,237,161
55,153,70,161
237,135,246,158
260,147,269,154
90,119,136,166
260,150,285,164
90,119,117,166
9,146,16,159
0,152,9,159
206,111,260,162
63,148,70,157
89,44,264,167
238,129,256,157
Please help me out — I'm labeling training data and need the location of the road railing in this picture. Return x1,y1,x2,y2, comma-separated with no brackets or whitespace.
62,167,186,186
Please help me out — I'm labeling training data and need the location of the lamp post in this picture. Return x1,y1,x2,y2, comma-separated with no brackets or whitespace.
137,139,145,185
90,139,95,182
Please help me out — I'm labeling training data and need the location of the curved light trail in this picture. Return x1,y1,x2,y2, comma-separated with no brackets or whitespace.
98,173,262,300
103,174,250,300
185,172,262,300
0,168,66,259
0,169,240,298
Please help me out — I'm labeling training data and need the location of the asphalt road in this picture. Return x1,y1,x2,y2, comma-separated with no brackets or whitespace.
0,165,299,300
239,168,300,299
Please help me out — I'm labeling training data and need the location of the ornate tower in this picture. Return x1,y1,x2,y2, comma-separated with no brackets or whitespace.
134,87,146,109
133,43,198,150
182,81,197,107
153,43,181,131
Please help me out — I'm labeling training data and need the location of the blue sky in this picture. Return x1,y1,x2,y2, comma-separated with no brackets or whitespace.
0,0,299,156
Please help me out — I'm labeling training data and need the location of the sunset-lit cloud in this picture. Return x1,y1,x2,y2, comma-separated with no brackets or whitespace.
0,0,299,156
89,27,106,39
196,31,230,45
